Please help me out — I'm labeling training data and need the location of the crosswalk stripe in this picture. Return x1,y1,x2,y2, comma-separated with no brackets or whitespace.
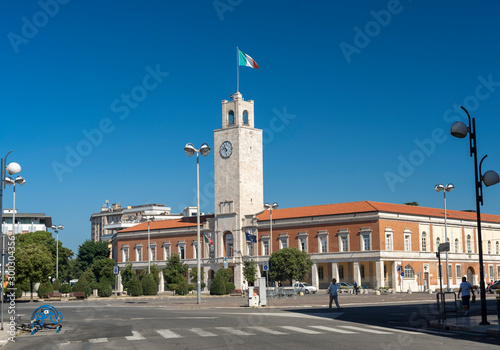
88,338,108,343
125,331,146,340
339,326,392,334
156,329,182,338
248,326,288,335
215,327,255,336
309,325,357,334
280,326,322,334
364,325,421,335
189,328,217,337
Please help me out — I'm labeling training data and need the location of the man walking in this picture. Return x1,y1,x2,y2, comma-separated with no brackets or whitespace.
328,278,342,311
458,276,473,316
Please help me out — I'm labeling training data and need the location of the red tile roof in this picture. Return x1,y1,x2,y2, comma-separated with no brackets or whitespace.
118,215,213,233
257,201,500,224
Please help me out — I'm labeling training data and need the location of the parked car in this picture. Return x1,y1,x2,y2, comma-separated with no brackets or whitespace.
293,282,317,294
488,280,500,293
336,282,353,289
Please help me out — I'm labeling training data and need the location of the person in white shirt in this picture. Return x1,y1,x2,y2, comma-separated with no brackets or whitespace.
458,276,474,316
241,281,247,297
328,278,342,311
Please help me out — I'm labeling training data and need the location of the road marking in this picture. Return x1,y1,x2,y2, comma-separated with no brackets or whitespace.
88,338,108,343
339,326,392,334
248,326,288,335
156,329,182,338
280,326,322,334
125,331,146,340
215,327,255,336
365,325,421,335
310,325,357,334
189,328,217,337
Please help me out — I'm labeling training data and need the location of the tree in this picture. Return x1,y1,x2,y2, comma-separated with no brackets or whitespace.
163,254,188,285
189,267,206,290
141,274,158,295
404,202,419,206
127,275,143,296
15,243,53,302
76,240,110,273
91,258,115,282
120,263,134,289
209,268,234,295
98,276,113,297
243,260,258,285
150,264,161,286
269,247,313,285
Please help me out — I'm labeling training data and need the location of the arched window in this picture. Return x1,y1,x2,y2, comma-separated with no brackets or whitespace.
243,110,249,125
228,110,235,125
488,241,491,254
455,238,459,253
466,235,471,253
404,264,414,278
421,232,427,251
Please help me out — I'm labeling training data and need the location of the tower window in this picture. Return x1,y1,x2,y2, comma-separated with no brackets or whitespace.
228,110,235,125
243,110,249,125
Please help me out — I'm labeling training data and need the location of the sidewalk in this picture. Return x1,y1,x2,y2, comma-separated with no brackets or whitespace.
430,314,500,335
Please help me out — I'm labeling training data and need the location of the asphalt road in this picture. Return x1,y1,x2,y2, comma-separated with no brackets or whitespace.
7,293,500,350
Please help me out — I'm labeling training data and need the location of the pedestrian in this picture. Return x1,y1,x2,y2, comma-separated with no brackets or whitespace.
353,280,359,295
328,278,342,311
458,276,474,316
241,281,246,297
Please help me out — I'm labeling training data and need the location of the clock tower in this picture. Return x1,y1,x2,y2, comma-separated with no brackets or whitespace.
213,91,263,284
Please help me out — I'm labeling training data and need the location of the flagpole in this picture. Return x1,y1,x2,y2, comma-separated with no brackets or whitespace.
236,46,239,92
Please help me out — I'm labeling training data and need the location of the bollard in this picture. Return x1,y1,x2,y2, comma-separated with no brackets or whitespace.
496,294,500,321
375,290,380,296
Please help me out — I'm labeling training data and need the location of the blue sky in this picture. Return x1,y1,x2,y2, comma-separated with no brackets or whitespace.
1,0,500,254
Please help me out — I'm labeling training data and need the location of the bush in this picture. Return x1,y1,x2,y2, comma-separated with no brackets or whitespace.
188,284,196,292
167,283,178,293
127,275,143,296
210,274,226,295
72,280,91,296
226,282,235,292
37,281,54,299
141,274,157,296
176,279,189,295
53,279,61,292
98,278,113,297
59,283,72,294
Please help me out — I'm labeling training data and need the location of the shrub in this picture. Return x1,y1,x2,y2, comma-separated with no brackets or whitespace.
59,283,72,294
53,279,61,292
98,278,113,297
127,275,143,296
188,284,196,292
141,274,157,296
72,280,91,296
167,284,178,293
37,281,54,299
176,279,189,295
210,274,226,295
226,282,235,292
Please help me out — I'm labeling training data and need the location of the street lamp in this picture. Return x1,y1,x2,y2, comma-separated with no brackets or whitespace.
0,152,21,331
140,215,155,274
434,183,454,292
5,174,26,236
264,202,278,254
50,225,64,280
450,106,500,325
184,142,210,305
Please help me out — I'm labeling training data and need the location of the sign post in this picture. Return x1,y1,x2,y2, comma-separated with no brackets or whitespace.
113,265,119,304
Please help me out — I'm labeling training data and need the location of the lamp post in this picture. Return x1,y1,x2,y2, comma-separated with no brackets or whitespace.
0,153,21,331
434,183,454,292
450,106,500,325
50,225,64,280
264,202,278,254
140,214,155,274
5,174,26,237
184,142,210,305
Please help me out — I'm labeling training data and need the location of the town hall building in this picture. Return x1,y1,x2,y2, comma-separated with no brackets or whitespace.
111,92,500,292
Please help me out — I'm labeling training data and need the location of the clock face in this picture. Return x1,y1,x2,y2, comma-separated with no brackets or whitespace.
220,141,233,159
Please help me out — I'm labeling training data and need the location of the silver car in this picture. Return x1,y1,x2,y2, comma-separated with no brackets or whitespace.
293,282,317,294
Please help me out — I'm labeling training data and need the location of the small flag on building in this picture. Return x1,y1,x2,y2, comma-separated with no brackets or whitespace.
245,231,257,243
204,234,213,245
238,49,259,69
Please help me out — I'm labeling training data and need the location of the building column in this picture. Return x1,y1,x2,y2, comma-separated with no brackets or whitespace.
158,271,164,293
234,263,243,291
353,262,361,285
311,263,319,289
392,261,398,290
331,262,339,281
375,260,384,289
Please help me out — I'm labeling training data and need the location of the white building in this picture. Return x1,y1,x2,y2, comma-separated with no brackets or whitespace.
1,209,52,235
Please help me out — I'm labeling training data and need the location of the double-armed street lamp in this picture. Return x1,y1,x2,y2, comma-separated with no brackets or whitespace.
0,151,23,331
264,202,278,255
140,214,155,274
50,225,64,280
434,183,454,292
450,106,500,325
184,143,211,305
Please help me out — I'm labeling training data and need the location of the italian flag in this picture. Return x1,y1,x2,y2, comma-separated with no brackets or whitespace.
204,234,213,245
238,49,259,69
